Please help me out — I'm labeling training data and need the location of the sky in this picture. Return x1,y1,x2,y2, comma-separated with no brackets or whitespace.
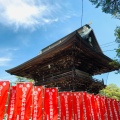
0,0,120,86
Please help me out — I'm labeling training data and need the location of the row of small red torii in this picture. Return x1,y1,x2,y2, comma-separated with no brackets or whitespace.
0,81,120,120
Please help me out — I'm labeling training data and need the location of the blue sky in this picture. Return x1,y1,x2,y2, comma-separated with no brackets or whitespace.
0,0,120,86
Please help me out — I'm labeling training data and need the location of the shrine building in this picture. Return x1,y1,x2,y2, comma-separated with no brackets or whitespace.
6,24,118,94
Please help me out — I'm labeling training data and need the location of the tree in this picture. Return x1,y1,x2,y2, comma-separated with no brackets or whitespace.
115,26,120,57
89,0,120,70
16,76,34,82
99,84,120,100
89,0,120,19
112,26,120,72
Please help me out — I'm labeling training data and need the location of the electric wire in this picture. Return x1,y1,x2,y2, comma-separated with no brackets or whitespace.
103,49,116,52
100,41,115,46
101,43,117,48
99,41,117,52
104,72,109,96
81,0,83,26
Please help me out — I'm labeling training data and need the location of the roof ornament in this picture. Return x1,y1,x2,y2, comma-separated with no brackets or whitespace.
80,25,92,39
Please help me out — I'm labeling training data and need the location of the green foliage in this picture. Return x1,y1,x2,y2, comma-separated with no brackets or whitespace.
109,59,120,67
115,26,120,43
99,84,120,100
111,30,120,73
89,0,120,19
112,26,120,70
115,26,120,58
16,76,34,82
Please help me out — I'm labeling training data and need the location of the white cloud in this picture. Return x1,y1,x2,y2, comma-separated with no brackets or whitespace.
0,57,11,66
0,0,48,29
0,48,18,66
0,0,76,30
